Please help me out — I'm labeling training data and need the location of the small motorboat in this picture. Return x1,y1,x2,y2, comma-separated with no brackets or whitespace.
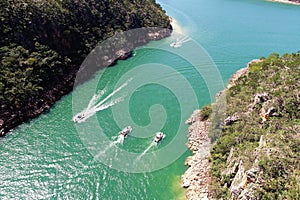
170,36,191,48
170,42,182,48
119,126,132,136
153,132,166,143
73,113,85,123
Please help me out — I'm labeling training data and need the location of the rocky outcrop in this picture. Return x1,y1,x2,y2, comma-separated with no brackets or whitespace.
220,96,284,198
181,110,212,199
182,59,263,199
248,92,282,123
253,93,270,105
222,134,292,200
184,52,300,199
259,100,278,122
224,114,240,126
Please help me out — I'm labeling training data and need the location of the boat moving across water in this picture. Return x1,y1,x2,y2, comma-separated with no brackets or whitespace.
170,36,191,48
73,113,86,123
119,126,132,136
153,132,166,143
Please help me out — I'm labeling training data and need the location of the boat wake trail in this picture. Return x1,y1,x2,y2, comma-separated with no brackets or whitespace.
73,78,132,123
136,142,156,160
170,35,191,48
92,135,125,162
114,135,125,145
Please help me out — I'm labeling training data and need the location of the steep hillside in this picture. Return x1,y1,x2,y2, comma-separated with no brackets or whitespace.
0,0,171,136
183,52,300,199
209,52,300,199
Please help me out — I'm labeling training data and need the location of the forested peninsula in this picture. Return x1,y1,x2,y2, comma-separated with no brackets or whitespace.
0,0,172,136
182,52,300,199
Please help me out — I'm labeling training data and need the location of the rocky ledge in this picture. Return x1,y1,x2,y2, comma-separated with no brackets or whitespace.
181,110,212,200
182,59,262,200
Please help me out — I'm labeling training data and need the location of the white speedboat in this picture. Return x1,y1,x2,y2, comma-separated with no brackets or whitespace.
170,42,182,48
153,132,166,143
119,126,132,136
170,36,191,48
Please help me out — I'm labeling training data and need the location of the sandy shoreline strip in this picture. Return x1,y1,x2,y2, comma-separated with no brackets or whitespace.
268,0,300,6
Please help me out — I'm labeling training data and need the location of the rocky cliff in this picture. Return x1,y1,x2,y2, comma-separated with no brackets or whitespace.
181,109,212,199
183,52,300,199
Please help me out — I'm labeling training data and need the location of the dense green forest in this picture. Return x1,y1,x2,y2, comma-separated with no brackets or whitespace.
207,52,300,199
0,0,171,135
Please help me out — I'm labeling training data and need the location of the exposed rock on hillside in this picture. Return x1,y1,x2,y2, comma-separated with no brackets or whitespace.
182,110,212,199
183,52,300,199
209,53,300,199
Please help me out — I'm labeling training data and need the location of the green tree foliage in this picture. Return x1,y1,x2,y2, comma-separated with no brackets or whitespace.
0,0,170,134
0,0,170,62
200,105,212,120
0,43,69,107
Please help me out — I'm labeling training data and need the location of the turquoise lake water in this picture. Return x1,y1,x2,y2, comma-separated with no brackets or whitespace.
1,0,300,199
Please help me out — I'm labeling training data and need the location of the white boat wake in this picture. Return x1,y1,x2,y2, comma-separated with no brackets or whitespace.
136,142,156,160
136,132,166,160
170,35,191,48
91,126,132,162
73,78,132,123
92,134,125,162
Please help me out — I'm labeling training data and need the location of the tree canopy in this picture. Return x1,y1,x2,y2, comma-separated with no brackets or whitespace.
0,0,171,135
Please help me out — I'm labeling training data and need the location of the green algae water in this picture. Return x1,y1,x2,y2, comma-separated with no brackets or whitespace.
1,0,300,199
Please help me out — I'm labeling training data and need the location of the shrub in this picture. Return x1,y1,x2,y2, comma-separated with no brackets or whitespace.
200,105,212,120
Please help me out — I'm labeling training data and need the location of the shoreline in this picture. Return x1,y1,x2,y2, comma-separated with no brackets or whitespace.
0,28,172,137
169,17,184,35
181,59,262,199
268,0,300,5
181,110,212,199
